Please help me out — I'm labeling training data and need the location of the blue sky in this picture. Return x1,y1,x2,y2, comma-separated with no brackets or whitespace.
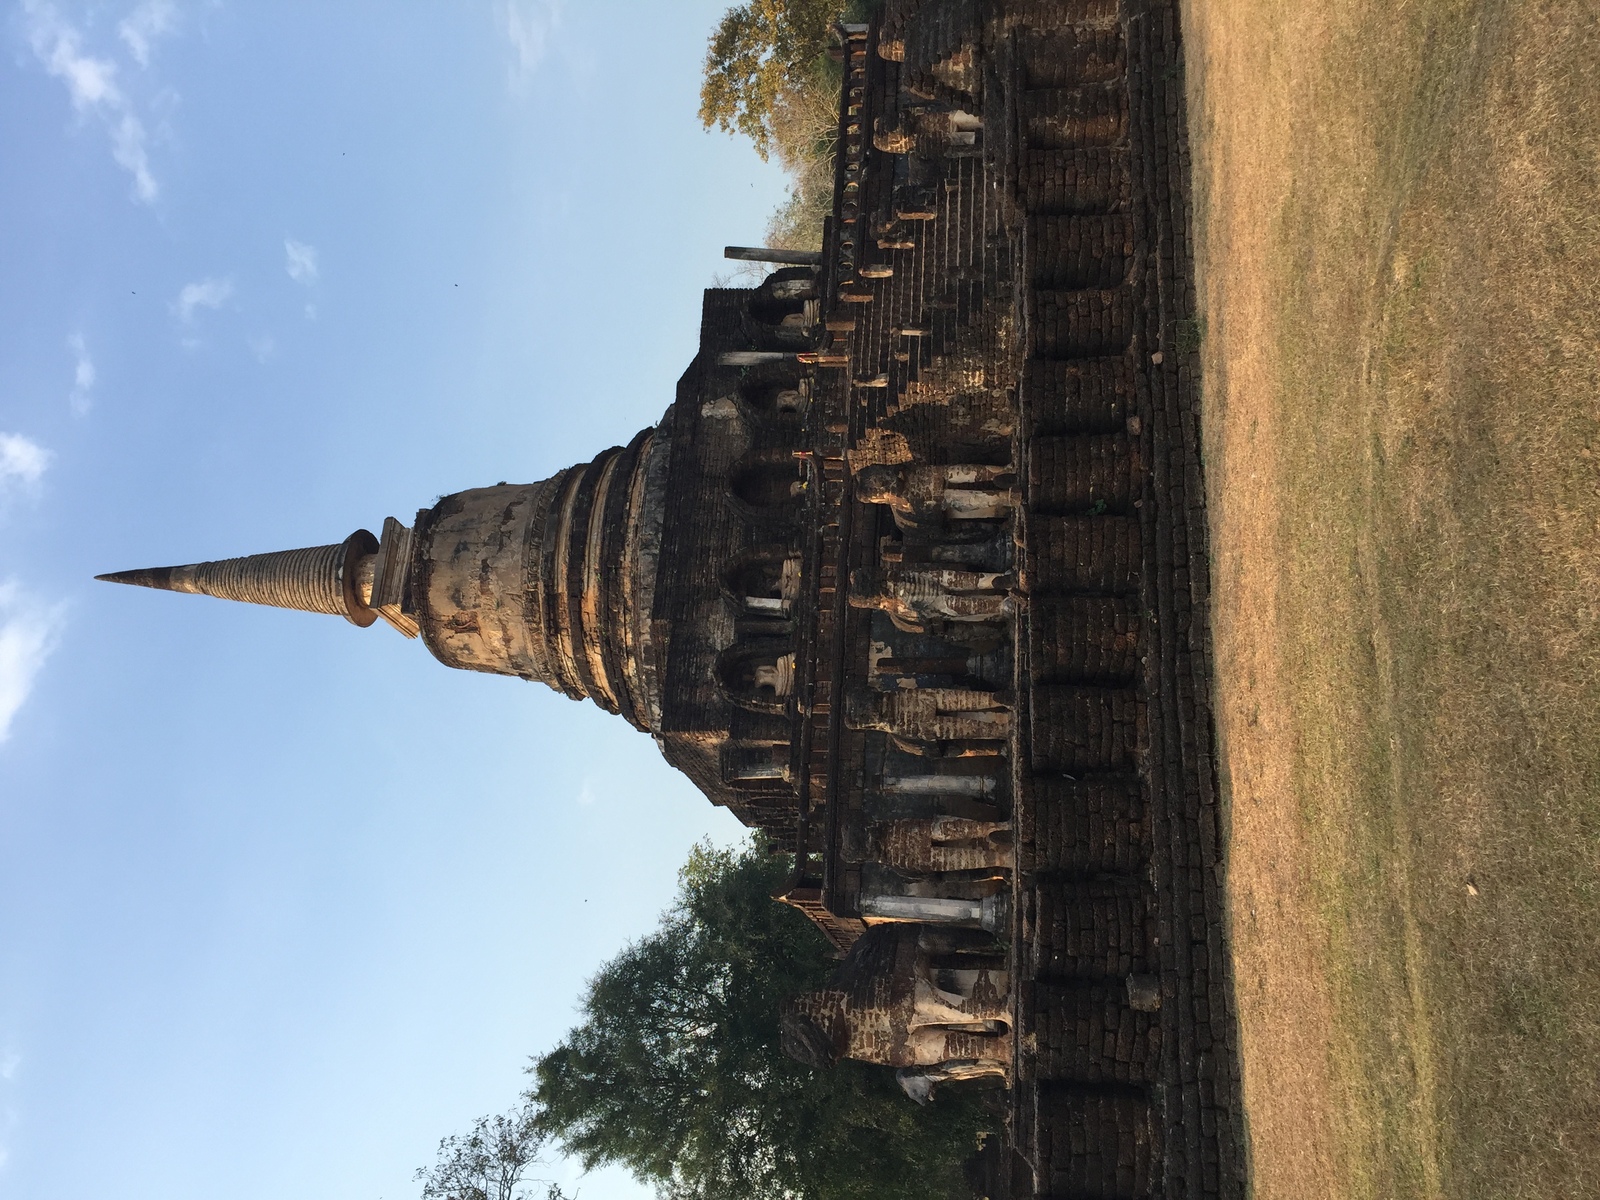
0,3,787,1198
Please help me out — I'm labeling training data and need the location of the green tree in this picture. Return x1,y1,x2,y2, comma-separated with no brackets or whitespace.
700,1,883,249
416,1099,562,1200
698,0,845,161
527,838,989,1200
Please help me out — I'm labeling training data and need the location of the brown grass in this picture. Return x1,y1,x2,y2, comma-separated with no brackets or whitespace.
1183,0,1600,1195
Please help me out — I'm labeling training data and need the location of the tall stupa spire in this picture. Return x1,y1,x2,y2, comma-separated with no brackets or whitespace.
97,530,383,626
97,425,671,731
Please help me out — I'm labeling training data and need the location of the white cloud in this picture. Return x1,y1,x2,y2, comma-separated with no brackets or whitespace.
108,111,156,201
172,277,232,323
498,0,561,85
0,1052,18,1082
0,582,65,744
248,333,275,362
24,1,119,111
23,0,165,202
117,0,178,68
283,238,318,285
67,333,95,415
0,434,51,494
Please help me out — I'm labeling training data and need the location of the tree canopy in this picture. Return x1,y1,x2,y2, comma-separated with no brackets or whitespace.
526,839,990,1200
416,1100,559,1200
699,1,881,248
698,0,845,162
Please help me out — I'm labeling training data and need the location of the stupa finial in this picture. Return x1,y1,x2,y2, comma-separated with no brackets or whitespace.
97,529,386,628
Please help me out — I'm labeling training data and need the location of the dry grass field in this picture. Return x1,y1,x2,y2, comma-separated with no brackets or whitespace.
1182,0,1600,1196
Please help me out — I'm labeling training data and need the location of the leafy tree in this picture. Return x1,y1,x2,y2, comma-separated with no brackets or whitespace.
699,1,882,248
527,839,989,1200
698,0,846,162
416,1099,563,1200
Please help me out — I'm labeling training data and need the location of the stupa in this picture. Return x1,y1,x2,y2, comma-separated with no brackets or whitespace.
103,3,1248,1196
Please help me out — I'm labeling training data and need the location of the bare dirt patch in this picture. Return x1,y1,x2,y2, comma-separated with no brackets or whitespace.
1183,0,1600,1195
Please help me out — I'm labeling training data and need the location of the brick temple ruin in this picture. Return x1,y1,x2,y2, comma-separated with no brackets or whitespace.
101,2,1245,1196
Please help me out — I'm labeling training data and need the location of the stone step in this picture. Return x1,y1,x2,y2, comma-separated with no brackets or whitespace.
1002,0,1122,32
1029,684,1141,774
1024,514,1142,594
1028,433,1147,515
1018,26,1126,90
1019,147,1131,216
1024,356,1134,435
1029,214,1136,289
1032,1082,1157,1200
1030,214,1132,289
1031,980,1162,1085
1021,84,1129,150
1025,773,1149,873
1028,597,1143,686
1031,287,1137,358
1028,876,1155,977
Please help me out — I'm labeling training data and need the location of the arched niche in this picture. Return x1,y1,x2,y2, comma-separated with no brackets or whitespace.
739,380,808,417
747,266,817,325
729,455,806,511
716,639,798,715
724,552,802,617
722,743,794,786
